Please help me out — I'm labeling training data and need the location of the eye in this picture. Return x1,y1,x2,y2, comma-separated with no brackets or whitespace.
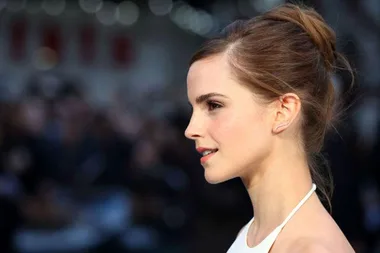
207,100,222,111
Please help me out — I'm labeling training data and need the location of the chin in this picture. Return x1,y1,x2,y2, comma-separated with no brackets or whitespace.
204,169,233,184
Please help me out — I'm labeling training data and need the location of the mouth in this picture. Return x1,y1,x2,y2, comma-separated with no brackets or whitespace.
196,147,218,164
200,149,218,157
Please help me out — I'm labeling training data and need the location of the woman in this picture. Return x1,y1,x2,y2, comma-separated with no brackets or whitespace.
185,3,355,253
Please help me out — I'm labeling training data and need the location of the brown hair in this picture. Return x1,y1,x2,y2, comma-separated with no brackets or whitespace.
189,3,353,210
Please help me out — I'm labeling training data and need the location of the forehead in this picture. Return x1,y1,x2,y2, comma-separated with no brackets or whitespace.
187,55,236,96
186,55,271,116
187,54,263,106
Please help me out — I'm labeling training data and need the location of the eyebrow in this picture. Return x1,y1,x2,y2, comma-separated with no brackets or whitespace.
193,92,228,105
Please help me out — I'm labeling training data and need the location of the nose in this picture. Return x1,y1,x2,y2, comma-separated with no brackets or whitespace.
184,114,202,140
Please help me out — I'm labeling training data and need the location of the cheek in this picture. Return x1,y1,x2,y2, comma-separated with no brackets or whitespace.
209,110,271,149
209,112,252,144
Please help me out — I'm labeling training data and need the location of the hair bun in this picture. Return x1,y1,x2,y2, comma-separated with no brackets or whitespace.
263,4,337,72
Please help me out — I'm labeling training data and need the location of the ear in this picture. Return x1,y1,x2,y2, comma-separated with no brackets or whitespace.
272,93,301,134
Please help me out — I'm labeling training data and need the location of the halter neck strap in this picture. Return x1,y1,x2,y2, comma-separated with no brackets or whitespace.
278,183,317,229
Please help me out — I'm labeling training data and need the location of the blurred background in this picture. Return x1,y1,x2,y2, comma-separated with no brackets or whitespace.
0,0,379,252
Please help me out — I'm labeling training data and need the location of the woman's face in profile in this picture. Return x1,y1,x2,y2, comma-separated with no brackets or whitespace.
185,54,276,184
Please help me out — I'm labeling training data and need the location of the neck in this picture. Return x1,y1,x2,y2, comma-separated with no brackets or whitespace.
241,145,316,243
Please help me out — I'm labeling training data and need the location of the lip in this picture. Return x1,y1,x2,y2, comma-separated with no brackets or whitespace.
196,147,218,164
196,147,212,153
196,147,218,153
200,152,216,164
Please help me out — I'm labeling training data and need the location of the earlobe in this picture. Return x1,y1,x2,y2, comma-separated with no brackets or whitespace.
273,122,289,134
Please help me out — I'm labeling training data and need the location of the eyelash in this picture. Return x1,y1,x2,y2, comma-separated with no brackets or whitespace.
206,100,222,111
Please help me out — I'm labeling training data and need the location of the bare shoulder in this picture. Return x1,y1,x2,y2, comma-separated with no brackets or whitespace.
273,204,356,253
290,199,355,252
285,237,355,253
290,240,332,253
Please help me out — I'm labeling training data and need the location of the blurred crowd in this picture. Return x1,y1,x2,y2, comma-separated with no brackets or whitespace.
0,78,254,253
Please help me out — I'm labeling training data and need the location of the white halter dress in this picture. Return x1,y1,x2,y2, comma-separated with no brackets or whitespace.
227,184,317,253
